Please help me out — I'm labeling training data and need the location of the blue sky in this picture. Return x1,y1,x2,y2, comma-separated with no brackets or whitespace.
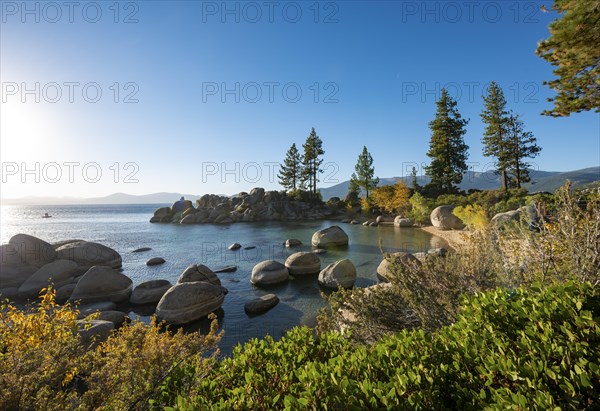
1,1,598,199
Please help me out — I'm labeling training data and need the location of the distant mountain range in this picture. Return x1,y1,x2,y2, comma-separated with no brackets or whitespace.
319,167,600,200
2,167,598,205
1,192,199,206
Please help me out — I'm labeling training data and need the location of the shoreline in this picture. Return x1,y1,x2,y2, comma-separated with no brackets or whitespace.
417,225,469,250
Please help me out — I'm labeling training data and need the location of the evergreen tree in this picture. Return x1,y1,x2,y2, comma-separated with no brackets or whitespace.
345,173,361,205
505,113,542,188
278,143,303,191
352,146,379,199
424,89,470,195
301,128,325,201
481,81,510,190
410,166,420,191
536,0,600,116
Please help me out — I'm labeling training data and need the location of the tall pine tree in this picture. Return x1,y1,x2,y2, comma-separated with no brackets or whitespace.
278,143,302,191
351,146,379,199
481,81,510,191
301,128,325,201
536,0,600,116
505,113,542,188
425,88,469,195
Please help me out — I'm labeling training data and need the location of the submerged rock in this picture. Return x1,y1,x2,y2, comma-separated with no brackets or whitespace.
244,293,280,314
146,257,165,266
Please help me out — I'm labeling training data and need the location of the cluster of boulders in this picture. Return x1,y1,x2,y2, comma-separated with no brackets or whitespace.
150,188,341,224
0,233,232,345
249,226,356,295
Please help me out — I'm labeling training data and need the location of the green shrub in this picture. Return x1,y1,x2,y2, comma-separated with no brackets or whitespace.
172,282,599,410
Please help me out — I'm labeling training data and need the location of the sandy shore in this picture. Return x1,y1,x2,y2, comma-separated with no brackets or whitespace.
418,226,470,250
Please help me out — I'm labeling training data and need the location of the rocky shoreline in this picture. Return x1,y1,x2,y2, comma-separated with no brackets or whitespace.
150,188,342,224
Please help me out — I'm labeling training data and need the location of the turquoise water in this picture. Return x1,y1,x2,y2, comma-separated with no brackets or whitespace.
0,204,447,353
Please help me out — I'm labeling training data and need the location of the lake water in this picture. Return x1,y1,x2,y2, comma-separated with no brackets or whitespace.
0,204,447,353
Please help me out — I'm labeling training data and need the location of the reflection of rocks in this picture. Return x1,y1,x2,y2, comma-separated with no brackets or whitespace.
251,260,289,285
311,226,349,247
377,252,421,282
318,259,357,290
244,294,279,314
430,206,464,230
150,188,340,224
285,252,321,275
131,279,172,305
69,266,132,304
156,282,227,325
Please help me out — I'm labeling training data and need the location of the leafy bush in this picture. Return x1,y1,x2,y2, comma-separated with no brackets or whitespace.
174,282,599,410
408,192,432,224
453,204,489,230
0,288,221,410
369,181,412,215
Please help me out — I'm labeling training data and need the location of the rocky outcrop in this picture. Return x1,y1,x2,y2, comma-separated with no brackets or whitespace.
56,241,122,270
0,264,37,289
311,226,349,247
318,259,357,290
377,252,422,282
150,188,339,224
491,206,538,227
69,266,132,304
244,293,279,314
177,264,221,286
284,252,321,275
155,281,227,325
251,260,289,286
131,279,172,305
430,206,464,231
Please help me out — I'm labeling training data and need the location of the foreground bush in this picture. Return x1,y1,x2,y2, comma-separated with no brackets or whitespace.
0,289,221,410
169,282,599,410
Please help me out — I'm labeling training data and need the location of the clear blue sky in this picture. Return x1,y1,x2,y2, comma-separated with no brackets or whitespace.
1,1,598,198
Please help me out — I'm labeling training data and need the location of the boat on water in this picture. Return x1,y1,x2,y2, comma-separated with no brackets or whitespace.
42,213,52,218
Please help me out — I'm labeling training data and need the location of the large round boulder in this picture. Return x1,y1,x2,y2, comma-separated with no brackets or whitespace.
318,259,357,290
9,234,57,268
177,264,221,286
251,260,289,286
311,226,349,247
0,244,24,268
18,259,78,298
56,241,122,270
68,266,132,304
376,252,421,282
78,319,114,347
130,279,172,305
0,265,37,288
155,281,226,325
430,206,464,230
284,252,321,275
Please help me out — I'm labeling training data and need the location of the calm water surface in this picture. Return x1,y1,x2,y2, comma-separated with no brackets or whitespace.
0,204,447,353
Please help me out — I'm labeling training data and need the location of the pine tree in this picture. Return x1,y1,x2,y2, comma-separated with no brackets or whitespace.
481,81,510,190
352,146,379,199
301,128,325,201
278,143,302,191
505,113,542,188
410,166,420,191
345,173,361,205
536,0,600,116
424,89,470,195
